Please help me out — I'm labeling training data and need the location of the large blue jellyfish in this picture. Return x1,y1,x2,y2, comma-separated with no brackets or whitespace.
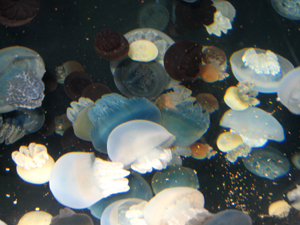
243,146,290,180
87,93,162,153
0,46,45,113
0,108,45,144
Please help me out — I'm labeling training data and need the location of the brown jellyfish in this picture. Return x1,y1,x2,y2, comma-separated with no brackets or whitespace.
196,93,219,113
94,29,129,61
175,0,216,29
164,40,203,82
190,142,217,160
81,83,112,102
0,0,41,27
63,71,94,100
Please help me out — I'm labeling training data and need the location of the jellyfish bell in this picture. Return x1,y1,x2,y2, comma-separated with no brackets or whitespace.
55,60,85,84
271,0,300,20
230,47,294,93
107,120,175,174
268,200,291,218
196,93,219,113
49,152,130,209
204,209,252,225
81,83,112,102
128,40,159,62
189,142,217,160
11,143,55,184
18,211,52,225
51,208,93,225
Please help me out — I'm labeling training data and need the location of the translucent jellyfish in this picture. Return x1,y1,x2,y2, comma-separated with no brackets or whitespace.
55,60,84,84
101,198,147,225
49,152,130,209
292,153,300,170
151,165,199,194
66,97,95,141
87,93,162,153
54,114,72,136
128,40,159,62
0,46,45,113
11,143,55,184
196,93,219,113
230,47,294,93
189,142,217,160
126,187,208,225
138,3,170,31
243,146,290,180
0,108,45,145
113,59,169,100
108,120,175,174
162,98,210,147
217,131,252,163
224,81,260,111
51,208,93,225
271,0,300,20
203,209,252,225
220,107,285,144
18,211,52,225
277,67,300,115
89,171,153,219
268,200,291,218
287,185,300,210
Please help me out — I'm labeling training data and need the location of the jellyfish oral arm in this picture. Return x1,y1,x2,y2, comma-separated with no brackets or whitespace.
205,10,232,37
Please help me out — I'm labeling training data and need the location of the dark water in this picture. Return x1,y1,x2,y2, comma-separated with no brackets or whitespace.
0,0,300,224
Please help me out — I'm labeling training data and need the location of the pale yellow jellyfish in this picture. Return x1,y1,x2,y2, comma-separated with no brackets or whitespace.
66,97,95,141
128,40,159,62
224,81,260,111
11,143,55,184
217,131,251,163
268,200,291,218
287,185,300,210
18,211,52,225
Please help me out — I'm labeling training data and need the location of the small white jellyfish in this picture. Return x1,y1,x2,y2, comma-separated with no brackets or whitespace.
18,211,52,225
66,97,95,141
205,10,232,37
224,81,260,111
107,120,175,174
49,152,130,209
268,200,291,218
287,185,300,210
128,40,159,62
11,143,55,184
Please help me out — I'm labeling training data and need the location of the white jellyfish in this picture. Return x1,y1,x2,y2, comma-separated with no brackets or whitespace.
287,185,300,210
11,143,55,184
49,152,130,209
268,200,291,218
18,211,52,225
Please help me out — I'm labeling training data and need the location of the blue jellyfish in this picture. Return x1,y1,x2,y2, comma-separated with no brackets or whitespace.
243,146,290,180
0,108,45,144
0,46,45,113
87,93,162,153
203,209,252,225
271,0,300,20
277,67,300,115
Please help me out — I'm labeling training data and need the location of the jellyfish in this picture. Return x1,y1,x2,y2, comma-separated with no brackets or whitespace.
224,81,260,111
11,143,55,184
203,209,252,225
94,29,129,61
268,200,291,218
89,171,153,219
188,142,217,160
18,211,52,225
138,3,170,31
217,131,252,163
0,220,7,225
151,165,199,194
230,47,294,93
243,146,290,180
0,0,41,27
63,71,94,101
196,93,219,113
113,58,169,100
277,67,300,115
51,208,93,225
0,107,45,145
220,107,285,144
49,152,130,209
128,40,159,62
66,97,95,141
55,60,85,84
87,93,162,153
271,0,300,20
0,46,45,113
161,97,210,147
107,120,175,173
81,83,112,102
55,114,72,136
164,40,203,81
292,153,300,170
287,185,300,210
101,198,147,225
